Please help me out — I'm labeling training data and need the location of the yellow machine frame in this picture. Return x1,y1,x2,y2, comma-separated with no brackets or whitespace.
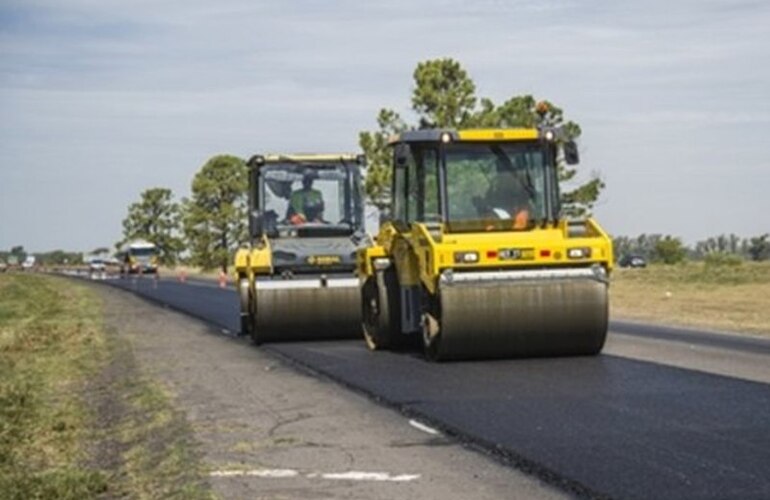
357,127,613,360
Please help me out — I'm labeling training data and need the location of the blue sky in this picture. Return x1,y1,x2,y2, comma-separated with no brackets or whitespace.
1,0,769,252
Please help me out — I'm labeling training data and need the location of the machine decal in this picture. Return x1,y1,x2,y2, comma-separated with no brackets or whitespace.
307,255,342,266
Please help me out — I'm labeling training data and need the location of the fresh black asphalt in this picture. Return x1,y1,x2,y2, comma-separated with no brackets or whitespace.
106,275,770,500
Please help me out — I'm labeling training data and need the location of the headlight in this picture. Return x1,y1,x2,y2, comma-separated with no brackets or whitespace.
454,251,479,264
567,247,592,259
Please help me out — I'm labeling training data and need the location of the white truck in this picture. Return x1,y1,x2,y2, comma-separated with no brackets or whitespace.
21,255,36,271
117,240,158,275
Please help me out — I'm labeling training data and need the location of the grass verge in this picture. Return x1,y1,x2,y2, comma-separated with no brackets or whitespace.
611,261,770,336
0,274,211,499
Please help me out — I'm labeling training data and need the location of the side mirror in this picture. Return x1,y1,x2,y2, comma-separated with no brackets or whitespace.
394,144,410,168
564,141,579,165
249,210,263,238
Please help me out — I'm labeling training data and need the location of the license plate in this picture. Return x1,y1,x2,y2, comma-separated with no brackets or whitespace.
498,248,534,260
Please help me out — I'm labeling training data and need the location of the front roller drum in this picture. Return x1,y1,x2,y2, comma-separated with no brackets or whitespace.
252,281,361,344
425,270,609,361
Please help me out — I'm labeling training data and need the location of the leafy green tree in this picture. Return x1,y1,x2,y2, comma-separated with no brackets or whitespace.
120,187,184,265
613,233,670,261
10,246,26,263
358,110,407,211
653,236,687,264
359,57,604,216
412,59,477,128
747,234,770,261
182,155,247,273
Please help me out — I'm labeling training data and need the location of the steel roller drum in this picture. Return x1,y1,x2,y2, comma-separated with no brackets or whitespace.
253,276,361,343
434,267,609,361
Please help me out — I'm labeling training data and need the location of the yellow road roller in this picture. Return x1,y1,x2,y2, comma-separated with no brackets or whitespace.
235,153,369,343
357,127,613,360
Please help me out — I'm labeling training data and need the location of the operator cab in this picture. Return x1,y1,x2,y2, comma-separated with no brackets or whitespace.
247,155,366,239
390,129,578,234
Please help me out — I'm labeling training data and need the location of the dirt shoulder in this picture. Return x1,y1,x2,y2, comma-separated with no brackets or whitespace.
610,262,770,337
93,283,567,500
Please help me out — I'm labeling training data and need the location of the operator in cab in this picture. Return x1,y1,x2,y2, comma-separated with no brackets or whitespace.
475,157,532,229
287,171,325,224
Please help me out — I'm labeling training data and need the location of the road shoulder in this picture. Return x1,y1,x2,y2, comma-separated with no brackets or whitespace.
94,283,568,500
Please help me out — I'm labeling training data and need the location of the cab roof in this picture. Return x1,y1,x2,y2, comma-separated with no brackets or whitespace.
263,153,361,163
388,128,541,145
248,153,365,167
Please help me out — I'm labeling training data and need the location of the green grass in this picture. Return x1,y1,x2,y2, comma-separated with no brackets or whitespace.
0,274,212,499
0,274,108,499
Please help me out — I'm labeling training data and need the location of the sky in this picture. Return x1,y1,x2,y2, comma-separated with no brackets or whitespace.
1,0,769,252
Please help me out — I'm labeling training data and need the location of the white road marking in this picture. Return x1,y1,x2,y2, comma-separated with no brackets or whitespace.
409,419,441,436
210,469,298,478
321,471,420,482
209,468,420,482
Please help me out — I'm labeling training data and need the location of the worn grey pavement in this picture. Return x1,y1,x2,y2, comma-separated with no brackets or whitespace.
96,282,568,500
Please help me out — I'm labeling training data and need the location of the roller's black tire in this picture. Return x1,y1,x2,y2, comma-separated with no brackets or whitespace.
362,268,401,351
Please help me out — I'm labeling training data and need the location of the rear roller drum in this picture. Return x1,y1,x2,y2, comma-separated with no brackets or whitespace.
238,277,253,338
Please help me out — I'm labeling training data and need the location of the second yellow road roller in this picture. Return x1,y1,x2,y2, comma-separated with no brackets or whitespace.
235,153,369,343
357,126,613,360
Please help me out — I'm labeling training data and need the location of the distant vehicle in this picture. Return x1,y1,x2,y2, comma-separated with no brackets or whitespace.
88,258,107,279
21,255,36,271
117,240,159,275
88,259,106,272
619,255,647,268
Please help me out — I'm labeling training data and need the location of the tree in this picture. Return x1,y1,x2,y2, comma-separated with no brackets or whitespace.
10,245,26,263
412,58,477,129
652,236,686,265
36,250,83,266
747,234,770,261
359,58,605,215
358,110,407,211
120,187,184,265
182,155,247,272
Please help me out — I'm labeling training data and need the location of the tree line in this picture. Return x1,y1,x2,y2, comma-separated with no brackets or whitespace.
117,155,247,272
613,233,770,265
0,246,86,266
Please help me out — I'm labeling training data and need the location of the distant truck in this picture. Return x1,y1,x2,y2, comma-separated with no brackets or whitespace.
21,255,36,271
117,240,158,275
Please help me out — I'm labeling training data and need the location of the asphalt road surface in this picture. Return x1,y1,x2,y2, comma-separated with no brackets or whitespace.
105,274,770,500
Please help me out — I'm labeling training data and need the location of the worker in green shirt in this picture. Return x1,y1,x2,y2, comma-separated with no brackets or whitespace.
288,172,325,224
